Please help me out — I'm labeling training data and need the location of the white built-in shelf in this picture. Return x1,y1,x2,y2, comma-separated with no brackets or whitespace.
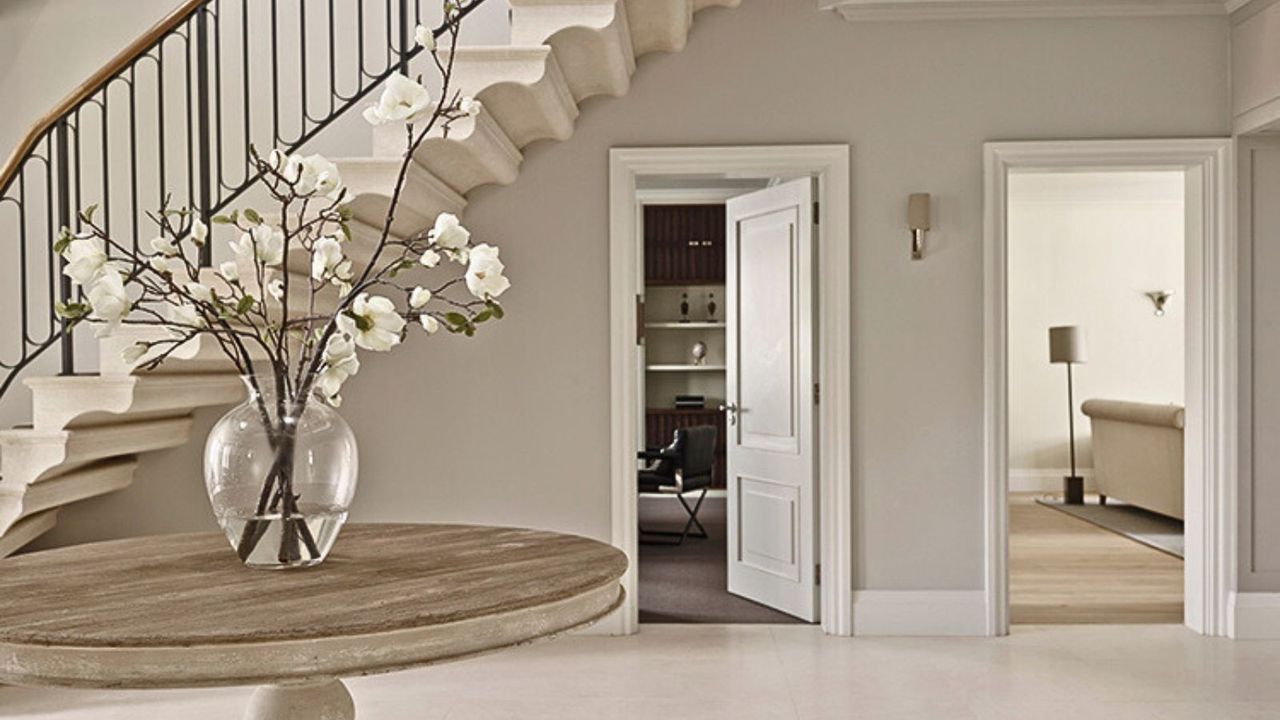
645,322,726,330
646,364,727,372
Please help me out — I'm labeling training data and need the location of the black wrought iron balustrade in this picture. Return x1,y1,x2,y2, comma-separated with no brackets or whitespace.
0,0,487,402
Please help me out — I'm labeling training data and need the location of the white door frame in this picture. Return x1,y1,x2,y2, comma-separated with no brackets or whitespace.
608,145,853,636
983,139,1236,636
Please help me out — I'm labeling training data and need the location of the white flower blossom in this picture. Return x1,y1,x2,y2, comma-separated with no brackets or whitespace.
420,314,440,334
217,260,240,283
316,332,361,405
409,287,432,309
186,219,208,246
362,73,432,126
465,243,510,299
184,282,214,303
460,97,482,117
284,154,344,200
232,223,285,266
166,303,204,333
86,270,130,337
337,293,405,352
415,24,435,51
149,235,179,257
267,277,285,301
312,236,352,282
418,249,441,268
148,256,176,275
430,212,470,250
121,342,149,365
62,236,108,285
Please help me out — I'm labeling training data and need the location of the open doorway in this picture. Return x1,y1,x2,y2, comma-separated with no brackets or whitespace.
1005,169,1187,624
983,139,1235,637
608,146,853,637
635,179,815,625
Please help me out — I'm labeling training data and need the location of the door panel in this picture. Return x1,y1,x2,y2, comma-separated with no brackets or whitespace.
725,178,818,622
738,476,801,580
738,210,798,451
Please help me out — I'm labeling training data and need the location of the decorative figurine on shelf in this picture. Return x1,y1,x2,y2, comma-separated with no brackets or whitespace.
680,292,690,323
706,292,717,322
691,341,708,366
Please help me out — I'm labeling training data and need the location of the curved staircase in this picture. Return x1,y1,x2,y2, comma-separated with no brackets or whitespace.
0,0,740,556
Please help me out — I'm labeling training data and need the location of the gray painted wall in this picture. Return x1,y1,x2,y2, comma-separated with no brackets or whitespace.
13,3,1234,593
1239,136,1280,592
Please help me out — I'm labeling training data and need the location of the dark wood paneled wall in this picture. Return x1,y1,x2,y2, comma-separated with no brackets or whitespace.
644,204,726,285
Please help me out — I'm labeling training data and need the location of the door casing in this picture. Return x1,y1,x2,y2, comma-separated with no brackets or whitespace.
983,139,1236,636
606,145,853,636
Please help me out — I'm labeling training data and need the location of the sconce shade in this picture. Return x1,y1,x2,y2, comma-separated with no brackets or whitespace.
908,193,932,231
1049,325,1087,364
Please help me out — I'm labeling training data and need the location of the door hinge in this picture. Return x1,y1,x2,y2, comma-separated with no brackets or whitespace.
813,382,820,405
813,201,820,225
815,563,821,586
636,295,645,346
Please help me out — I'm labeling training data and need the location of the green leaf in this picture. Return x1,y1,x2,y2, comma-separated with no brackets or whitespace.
235,295,255,315
54,301,90,320
473,309,493,324
444,312,468,329
79,204,98,223
53,227,74,254
487,302,504,320
244,208,262,224
339,221,352,243
211,214,235,225
338,206,354,222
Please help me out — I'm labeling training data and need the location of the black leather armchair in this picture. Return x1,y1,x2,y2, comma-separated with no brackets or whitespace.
638,425,718,545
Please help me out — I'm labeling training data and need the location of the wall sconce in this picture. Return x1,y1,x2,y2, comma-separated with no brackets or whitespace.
1145,291,1173,317
908,193,931,261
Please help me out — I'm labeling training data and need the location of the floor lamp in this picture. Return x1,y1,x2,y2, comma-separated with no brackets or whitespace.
1049,326,1087,505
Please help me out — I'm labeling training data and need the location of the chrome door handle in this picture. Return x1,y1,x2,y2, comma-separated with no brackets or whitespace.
719,402,738,426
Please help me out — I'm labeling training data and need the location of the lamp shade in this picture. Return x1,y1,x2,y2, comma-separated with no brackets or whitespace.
1048,326,1087,364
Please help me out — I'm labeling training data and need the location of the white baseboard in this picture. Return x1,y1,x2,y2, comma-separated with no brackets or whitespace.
852,591,987,636
1229,592,1280,639
1009,468,1096,494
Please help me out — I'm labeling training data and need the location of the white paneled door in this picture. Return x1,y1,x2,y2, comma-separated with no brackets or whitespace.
724,178,819,622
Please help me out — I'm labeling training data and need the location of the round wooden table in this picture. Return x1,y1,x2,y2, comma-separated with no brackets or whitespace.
0,523,627,719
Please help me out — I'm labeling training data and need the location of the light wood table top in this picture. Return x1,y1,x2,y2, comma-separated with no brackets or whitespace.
0,523,627,690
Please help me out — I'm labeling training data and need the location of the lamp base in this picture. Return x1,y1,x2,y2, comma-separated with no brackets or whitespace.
1063,476,1085,505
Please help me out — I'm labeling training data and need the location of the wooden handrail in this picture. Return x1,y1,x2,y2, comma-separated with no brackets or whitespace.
0,0,207,195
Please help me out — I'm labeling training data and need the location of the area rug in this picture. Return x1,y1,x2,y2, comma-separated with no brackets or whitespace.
1036,497,1184,559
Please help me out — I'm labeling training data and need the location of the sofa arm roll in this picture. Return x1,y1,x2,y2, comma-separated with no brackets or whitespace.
1080,399,1185,430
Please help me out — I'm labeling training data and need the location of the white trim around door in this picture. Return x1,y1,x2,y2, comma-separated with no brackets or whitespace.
983,139,1236,637
606,145,853,637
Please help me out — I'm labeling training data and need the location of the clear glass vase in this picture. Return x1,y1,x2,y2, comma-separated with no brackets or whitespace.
204,375,358,569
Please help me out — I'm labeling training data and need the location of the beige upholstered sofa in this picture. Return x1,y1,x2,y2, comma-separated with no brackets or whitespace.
1081,400,1185,520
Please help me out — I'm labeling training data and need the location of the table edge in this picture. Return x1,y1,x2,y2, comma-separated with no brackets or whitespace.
0,581,624,689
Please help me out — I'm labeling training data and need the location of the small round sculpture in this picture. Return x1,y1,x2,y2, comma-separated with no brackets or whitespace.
691,341,708,366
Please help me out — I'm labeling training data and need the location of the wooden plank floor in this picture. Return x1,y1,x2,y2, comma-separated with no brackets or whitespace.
1010,492,1183,624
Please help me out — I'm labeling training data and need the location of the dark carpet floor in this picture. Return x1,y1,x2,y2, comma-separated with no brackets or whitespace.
638,497,803,624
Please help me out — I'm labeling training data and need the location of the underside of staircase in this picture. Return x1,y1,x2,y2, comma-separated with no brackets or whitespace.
0,0,741,557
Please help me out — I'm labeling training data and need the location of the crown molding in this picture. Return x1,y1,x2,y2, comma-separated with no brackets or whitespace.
819,0,1230,21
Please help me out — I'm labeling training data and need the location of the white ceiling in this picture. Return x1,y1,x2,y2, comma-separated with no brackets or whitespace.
819,0,1242,22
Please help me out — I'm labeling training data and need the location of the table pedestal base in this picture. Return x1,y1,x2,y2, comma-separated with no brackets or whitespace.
244,678,354,720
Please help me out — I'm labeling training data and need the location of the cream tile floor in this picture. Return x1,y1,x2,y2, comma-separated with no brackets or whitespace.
5,624,1280,719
